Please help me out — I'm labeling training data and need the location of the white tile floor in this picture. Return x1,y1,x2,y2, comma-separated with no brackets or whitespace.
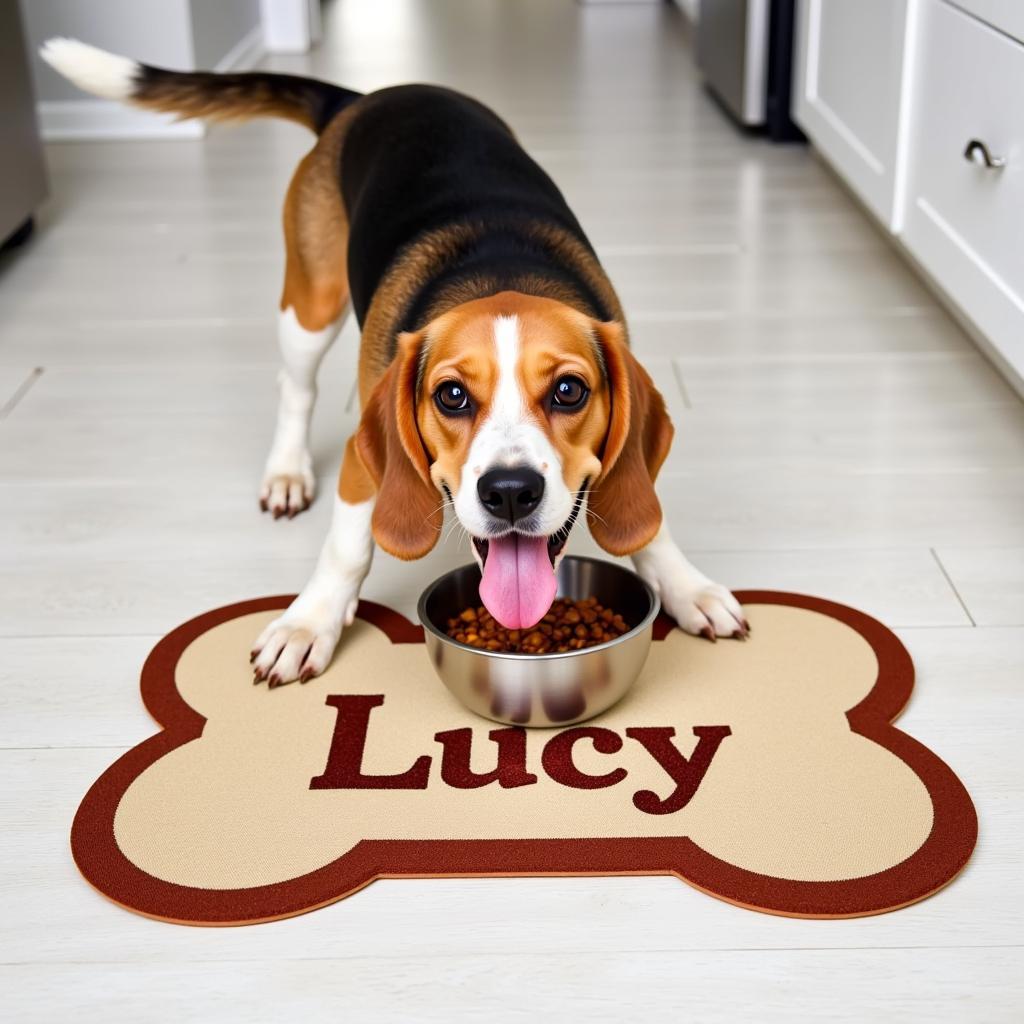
1,1,1021,1019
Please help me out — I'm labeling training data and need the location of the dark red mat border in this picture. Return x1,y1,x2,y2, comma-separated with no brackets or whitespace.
70,591,977,925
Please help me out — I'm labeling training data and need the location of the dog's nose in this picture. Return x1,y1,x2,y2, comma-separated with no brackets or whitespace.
477,467,545,525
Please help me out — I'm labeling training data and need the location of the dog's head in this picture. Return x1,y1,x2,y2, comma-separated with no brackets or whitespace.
356,292,673,629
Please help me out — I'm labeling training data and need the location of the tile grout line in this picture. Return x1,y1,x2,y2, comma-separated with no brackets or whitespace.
0,745,134,753
630,305,939,324
1,943,1022,968
929,547,977,627
0,632,168,640
0,367,44,420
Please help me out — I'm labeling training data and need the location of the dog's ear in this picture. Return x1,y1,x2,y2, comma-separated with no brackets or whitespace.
588,321,674,555
355,331,442,560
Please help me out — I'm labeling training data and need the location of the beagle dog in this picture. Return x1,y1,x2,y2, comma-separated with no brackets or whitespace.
43,39,748,686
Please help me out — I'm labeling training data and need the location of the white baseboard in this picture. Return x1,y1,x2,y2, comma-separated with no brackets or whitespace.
39,101,206,141
39,24,265,141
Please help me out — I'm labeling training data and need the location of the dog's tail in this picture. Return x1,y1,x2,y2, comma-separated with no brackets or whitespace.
40,38,361,135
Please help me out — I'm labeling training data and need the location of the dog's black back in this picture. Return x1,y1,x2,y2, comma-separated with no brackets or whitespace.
340,85,611,330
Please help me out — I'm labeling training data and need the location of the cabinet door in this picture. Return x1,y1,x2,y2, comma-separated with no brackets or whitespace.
793,0,910,227
902,0,1024,391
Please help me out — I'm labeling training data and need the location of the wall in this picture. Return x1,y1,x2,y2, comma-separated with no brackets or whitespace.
18,0,267,139
189,0,260,70
20,0,195,103
674,0,701,22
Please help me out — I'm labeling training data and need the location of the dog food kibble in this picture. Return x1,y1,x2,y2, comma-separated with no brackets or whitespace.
445,597,630,653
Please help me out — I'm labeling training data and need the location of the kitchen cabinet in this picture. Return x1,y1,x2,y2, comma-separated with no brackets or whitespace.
793,0,911,228
795,0,1024,394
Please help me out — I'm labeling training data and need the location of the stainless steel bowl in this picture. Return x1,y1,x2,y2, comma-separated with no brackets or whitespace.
418,556,659,727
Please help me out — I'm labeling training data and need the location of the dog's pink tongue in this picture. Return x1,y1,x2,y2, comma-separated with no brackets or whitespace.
479,534,556,630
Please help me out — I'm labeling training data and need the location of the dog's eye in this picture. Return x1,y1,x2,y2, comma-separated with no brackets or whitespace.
434,381,472,414
551,375,589,411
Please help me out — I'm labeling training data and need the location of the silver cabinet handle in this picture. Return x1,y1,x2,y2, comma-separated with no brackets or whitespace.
964,139,1006,169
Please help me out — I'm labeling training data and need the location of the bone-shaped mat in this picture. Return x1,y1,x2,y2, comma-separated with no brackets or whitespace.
72,592,977,925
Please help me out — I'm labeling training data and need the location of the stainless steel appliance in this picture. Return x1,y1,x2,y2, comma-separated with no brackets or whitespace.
696,0,803,141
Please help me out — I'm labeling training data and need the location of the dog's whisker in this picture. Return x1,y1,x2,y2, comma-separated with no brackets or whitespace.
426,496,453,517
442,515,467,546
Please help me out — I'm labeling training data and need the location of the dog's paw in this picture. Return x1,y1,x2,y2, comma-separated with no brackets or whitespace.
661,580,749,642
259,466,315,519
250,615,341,687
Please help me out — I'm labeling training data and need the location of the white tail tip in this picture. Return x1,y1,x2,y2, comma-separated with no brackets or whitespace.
39,37,139,101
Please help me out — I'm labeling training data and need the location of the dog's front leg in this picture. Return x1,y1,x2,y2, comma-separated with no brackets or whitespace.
260,307,346,519
252,453,375,685
632,524,749,641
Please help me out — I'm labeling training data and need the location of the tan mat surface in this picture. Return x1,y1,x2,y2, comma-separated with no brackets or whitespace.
72,591,977,925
